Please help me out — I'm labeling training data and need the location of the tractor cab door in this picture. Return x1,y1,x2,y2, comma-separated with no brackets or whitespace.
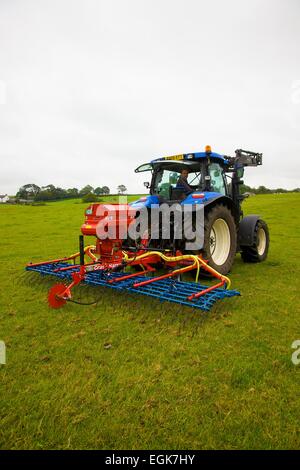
208,162,227,195
154,169,180,199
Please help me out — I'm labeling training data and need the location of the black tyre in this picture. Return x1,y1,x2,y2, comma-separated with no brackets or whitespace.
202,204,237,275
241,219,269,262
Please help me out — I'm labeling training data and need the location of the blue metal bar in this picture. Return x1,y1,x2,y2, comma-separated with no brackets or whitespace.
26,263,240,312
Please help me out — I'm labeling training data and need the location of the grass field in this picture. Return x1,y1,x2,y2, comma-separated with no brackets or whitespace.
0,193,300,450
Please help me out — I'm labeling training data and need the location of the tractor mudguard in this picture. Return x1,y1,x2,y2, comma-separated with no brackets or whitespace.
238,215,260,247
202,194,233,208
202,195,240,223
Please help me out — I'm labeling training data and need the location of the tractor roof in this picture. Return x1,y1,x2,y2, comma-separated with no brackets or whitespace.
135,148,230,173
151,151,229,165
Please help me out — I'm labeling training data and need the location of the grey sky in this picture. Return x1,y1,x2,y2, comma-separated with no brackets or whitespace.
0,0,299,194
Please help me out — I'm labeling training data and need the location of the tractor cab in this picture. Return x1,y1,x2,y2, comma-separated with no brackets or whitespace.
135,147,229,203
149,159,228,200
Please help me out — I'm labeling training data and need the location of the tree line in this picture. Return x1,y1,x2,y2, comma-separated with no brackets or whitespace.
240,184,300,194
16,184,128,202
14,182,299,202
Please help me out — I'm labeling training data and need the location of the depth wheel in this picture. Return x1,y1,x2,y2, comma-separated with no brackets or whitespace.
48,283,67,309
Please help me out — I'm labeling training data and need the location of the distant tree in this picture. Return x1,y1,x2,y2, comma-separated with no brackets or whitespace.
94,186,110,196
94,187,104,196
256,185,270,194
35,190,52,201
82,192,98,203
240,184,252,194
274,188,288,193
54,187,67,199
37,184,56,200
16,184,40,200
67,188,79,198
79,185,94,196
33,185,66,201
102,186,110,195
117,185,127,194
42,184,56,192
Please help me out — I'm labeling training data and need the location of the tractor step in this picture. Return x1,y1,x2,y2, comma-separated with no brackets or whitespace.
26,262,240,312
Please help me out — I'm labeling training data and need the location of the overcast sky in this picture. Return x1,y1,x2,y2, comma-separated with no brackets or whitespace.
0,0,300,194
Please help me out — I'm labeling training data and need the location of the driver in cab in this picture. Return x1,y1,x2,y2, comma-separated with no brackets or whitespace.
176,169,194,195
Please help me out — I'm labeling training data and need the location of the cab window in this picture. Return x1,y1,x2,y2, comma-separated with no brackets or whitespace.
154,168,202,198
209,163,226,195
155,170,180,198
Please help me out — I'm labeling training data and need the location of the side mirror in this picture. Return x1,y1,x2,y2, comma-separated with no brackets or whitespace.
143,181,150,189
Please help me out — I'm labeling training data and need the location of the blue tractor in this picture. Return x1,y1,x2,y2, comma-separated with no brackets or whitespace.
131,146,269,275
26,146,269,311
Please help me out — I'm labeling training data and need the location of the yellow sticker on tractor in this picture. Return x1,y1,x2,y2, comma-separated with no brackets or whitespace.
163,154,184,161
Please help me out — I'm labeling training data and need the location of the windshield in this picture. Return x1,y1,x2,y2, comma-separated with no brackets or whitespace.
153,168,202,198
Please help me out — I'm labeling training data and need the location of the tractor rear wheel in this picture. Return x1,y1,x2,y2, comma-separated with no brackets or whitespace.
241,219,269,263
202,204,237,275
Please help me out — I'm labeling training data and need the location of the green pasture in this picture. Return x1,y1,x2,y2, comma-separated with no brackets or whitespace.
0,193,299,449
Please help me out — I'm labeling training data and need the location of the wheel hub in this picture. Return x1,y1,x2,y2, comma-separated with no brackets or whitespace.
209,218,231,266
210,230,216,253
257,227,267,256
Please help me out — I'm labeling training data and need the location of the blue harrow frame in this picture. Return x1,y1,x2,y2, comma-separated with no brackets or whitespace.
26,262,240,312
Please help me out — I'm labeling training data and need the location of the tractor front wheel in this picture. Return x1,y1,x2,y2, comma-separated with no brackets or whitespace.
203,204,237,275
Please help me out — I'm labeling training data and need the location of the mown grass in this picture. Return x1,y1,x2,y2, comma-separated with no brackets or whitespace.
0,193,299,449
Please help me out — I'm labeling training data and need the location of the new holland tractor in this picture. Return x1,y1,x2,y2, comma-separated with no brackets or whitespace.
26,146,269,312
131,146,269,275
